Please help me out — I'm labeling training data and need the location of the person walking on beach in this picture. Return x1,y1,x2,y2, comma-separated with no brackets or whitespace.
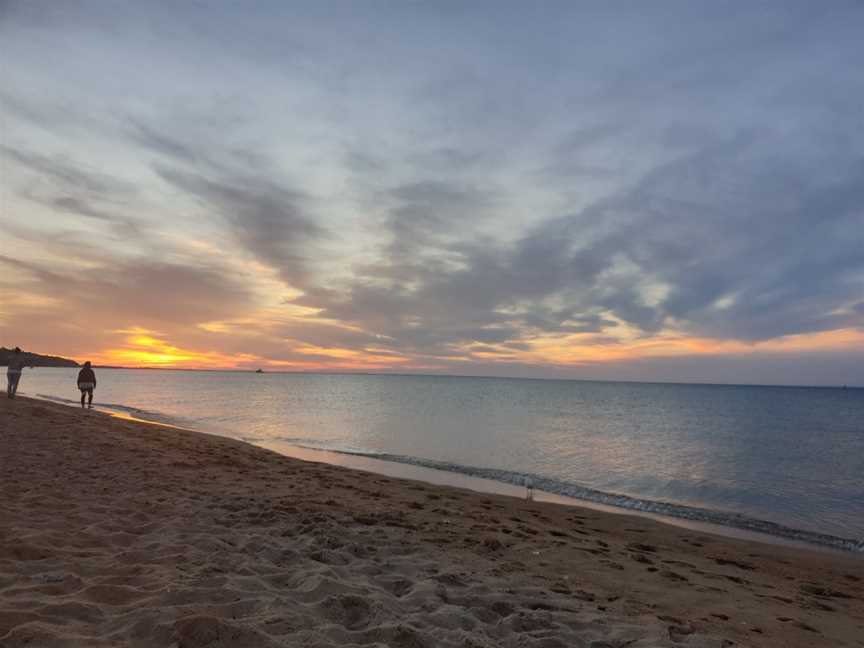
77,361,97,409
6,347,25,399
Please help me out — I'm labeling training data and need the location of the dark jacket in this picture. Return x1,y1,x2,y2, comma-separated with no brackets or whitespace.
77,367,96,386
6,355,25,373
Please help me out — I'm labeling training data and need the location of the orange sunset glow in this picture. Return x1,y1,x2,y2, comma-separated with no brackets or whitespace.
53,322,864,380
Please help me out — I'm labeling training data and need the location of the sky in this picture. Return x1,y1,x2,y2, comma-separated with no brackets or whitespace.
1,0,863,385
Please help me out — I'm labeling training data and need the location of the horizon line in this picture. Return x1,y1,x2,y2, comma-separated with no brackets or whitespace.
39,364,864,390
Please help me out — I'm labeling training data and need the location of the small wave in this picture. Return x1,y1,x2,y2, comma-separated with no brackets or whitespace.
251,436,373,454
34,394,183,427
274,439,864,554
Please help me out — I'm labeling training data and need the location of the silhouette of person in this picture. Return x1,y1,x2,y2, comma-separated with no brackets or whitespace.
77,361,97,409
6,347,24,399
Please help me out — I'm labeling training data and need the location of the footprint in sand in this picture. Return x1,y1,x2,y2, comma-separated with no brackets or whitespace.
319,593,379,630
376,577,414,598
626,542,658,553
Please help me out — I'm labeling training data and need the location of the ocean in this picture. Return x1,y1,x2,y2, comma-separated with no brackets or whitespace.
18,368,864,552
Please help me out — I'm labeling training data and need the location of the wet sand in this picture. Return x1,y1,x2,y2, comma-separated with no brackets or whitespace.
1,396,862,647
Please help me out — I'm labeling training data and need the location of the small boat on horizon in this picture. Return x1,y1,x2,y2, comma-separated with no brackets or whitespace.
255,368,264,374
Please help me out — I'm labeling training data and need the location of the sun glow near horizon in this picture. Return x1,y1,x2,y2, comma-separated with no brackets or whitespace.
71,324,864,381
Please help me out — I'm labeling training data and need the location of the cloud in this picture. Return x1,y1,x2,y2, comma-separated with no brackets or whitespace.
127,119,201,164
152,165,323,289
1,252,256,333
1,145,134,196
2,1,864,382
0,144,145,238
291,123,864,359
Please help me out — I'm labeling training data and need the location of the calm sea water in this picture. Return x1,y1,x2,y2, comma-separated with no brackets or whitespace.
18,368,864,551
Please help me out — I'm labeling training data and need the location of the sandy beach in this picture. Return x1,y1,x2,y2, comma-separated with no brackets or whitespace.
1,397,861,648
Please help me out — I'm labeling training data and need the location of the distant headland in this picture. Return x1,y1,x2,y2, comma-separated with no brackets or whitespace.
0,347,79,368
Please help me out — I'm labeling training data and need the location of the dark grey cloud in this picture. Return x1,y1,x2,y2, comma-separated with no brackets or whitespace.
152,165,322,288
291,180,612,356
1,145,134,196
127,120,201,164
0,252,255,329
613,137,864,340
51,196,111,221
0,144,144,237
381,180,495,264
291,123,864,357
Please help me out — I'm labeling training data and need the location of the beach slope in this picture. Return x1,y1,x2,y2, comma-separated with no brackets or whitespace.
1,397,861,647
